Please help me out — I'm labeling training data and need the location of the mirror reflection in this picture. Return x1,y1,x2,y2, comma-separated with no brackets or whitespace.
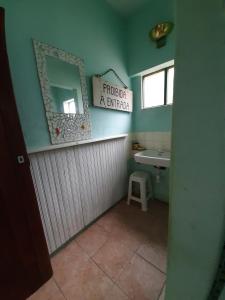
46,56,84,114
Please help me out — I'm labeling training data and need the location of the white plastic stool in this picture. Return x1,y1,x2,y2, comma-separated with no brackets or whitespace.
127,171,152,212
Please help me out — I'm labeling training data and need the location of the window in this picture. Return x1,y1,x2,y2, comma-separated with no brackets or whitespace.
63,98,76,114
142,65,174,108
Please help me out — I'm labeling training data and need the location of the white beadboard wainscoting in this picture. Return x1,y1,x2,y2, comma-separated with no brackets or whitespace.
29,137,128,254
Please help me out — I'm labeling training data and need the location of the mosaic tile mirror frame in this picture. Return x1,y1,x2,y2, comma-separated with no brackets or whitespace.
33,40,91,144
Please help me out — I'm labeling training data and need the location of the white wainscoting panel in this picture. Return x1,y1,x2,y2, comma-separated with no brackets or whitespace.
78,138,127,225
29,137,128,254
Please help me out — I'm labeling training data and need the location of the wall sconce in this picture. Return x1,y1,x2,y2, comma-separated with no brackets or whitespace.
149,22,174,48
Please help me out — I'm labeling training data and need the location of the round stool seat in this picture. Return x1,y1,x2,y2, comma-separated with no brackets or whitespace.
130,171,150,181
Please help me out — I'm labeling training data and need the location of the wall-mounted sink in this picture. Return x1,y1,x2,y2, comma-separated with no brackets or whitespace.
134,149,170,167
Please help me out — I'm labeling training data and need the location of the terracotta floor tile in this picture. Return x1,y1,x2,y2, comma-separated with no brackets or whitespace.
137,241,167,273
61,259,113,300
114,201,161,236
97,199,143,233
27,278,65,300
111,224,147,252
113,200,147,227
76,223,108,256
51,240,89,287
97,210,124,233
106,284,129,300
110,201,156,241
159,284,166,300
133,203,169,247
45,199,168,300
117,254,165,300
92,236,134,280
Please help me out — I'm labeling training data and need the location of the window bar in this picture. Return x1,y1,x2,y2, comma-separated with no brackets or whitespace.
164,68,168,105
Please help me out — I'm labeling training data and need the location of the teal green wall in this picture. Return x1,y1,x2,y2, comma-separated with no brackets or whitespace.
126,0,175,203
131,76,172,132
128,76,171,203
0,0,131,149
127,0,175,76
126,0,175,133
166,0,225,299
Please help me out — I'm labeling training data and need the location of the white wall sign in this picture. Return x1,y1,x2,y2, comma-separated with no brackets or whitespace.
93,76,133,112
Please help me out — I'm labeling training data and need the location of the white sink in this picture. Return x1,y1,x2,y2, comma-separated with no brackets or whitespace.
134,149,170,167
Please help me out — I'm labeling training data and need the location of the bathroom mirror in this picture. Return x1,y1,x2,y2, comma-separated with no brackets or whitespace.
46,56,84,114
33,40,91,144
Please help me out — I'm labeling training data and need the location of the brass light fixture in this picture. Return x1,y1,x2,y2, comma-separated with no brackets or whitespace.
150,22,174,48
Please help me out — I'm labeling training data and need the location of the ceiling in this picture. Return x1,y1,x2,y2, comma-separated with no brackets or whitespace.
105,0,151,16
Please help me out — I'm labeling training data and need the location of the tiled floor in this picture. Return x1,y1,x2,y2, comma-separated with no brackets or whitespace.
28,199,168,300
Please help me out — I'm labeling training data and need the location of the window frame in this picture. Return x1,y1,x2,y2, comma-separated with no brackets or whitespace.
142,64,174,109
